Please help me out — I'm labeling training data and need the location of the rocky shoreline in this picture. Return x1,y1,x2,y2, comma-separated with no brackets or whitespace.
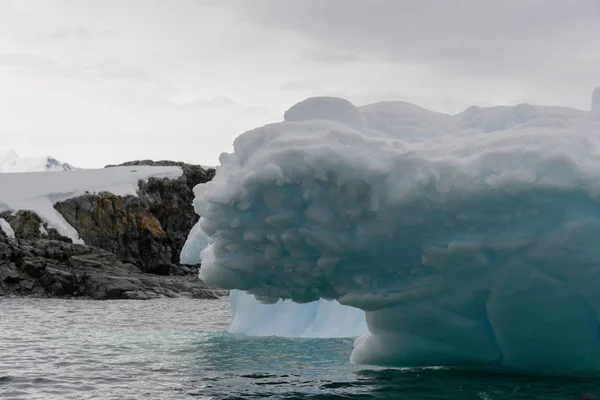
0,160,226,300
0,234,226,299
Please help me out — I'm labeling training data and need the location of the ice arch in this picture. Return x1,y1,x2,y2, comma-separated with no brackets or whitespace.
181,190,367,339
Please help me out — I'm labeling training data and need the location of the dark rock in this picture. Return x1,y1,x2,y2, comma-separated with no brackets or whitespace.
122,290,146,300
1,264,22,284
5,210,42,240
54,192,172,273
0,210,71,242
105,279,142,299
20,258,46,278
0,234,226,300
53,161,214,274
49,281,66,296
146,263,173,276
19,279,36,292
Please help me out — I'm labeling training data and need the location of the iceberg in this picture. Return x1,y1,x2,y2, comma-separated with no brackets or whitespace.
192,89,600,375
180,187,367,338
228,289,367,338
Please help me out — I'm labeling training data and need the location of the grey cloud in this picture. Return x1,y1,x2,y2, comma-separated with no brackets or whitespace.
97,68,156,83
280,82,361,102
43,26,108,40
302,49,361,64
45,31,71,40
281,81,323,92
0,53,162,86
219,0,600,78
0,53,57,67
176,96,271,114
70,60,161,84
74,26,91,38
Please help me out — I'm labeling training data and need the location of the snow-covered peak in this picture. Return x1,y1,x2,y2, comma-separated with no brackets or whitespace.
0,148,76,173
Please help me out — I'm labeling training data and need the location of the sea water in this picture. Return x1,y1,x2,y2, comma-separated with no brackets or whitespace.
0,298,598,399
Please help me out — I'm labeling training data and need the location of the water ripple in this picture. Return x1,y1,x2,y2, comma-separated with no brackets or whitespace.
1,298,599,399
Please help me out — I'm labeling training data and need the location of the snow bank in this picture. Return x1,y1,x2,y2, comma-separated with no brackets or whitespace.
0,218,15,238
0,166,182,243
192,90,600,375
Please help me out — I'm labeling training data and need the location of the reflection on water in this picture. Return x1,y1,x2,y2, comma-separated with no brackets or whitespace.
0,298,599,399
187,333,600,400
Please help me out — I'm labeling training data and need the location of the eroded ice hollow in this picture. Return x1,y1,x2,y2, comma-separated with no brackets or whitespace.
181,198,367,338
187,90,600,375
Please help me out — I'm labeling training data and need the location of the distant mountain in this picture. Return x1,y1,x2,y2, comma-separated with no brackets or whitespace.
0,148,76,173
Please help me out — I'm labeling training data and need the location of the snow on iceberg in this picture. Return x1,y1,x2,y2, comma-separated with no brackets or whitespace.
0,166,182,243
192,89,600,375
181,184,213,267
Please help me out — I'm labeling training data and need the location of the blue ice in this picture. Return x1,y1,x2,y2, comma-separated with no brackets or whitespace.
187,90,600,375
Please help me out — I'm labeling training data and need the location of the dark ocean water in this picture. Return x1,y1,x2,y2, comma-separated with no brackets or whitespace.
0,298,599,400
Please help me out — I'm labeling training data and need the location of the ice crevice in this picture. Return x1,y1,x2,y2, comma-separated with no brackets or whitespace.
182,90,600,375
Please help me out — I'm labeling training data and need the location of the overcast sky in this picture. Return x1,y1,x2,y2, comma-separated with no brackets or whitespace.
1,0,600,167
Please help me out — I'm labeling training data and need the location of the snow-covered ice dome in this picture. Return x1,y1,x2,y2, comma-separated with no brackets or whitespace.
284,96,368,134
189,89,600,375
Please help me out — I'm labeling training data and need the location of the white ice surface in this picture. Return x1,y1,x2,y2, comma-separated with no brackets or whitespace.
38,223,48,236
0,166,182,243
180,217,209,266
180,183,212,266
191,90,600,375
228,289,367,338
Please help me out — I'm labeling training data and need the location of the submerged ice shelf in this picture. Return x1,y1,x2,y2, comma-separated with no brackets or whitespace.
189,89,600,375
228,290,367,338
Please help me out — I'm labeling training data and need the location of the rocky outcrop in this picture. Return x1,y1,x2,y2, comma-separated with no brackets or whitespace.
0,232,225,299
53,161,215,275
0,160,224,300
54,192,178,275
0,210,69,242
